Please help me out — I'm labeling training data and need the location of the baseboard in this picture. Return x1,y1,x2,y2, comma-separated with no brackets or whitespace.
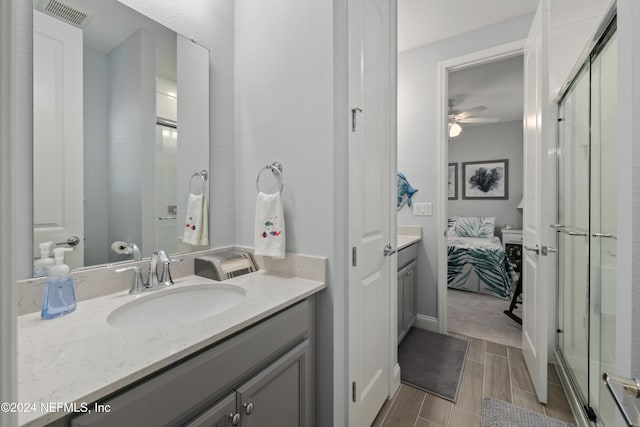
392,363,401,395
414,314,439,332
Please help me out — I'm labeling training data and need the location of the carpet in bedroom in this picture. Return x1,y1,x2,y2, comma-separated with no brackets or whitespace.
448,288,522,348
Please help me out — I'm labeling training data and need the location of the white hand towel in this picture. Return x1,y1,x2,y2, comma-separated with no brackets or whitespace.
254,192,285,259
183,193,209,246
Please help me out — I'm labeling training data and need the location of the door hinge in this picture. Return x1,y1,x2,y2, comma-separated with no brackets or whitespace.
351,107,363,132
352,247,357,267
352,381,357,402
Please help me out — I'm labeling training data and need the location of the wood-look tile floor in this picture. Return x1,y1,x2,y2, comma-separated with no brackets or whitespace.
372,334,576,427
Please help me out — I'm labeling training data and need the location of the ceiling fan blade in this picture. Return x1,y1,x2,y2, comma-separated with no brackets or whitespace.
457,117,499,124
455,106,487,120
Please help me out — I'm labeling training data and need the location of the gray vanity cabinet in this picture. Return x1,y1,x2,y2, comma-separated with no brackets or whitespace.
185,393,237,427
235,341,306,427
397,243,417,343
397,261,417,343
69,297,315,427
185,341,307,427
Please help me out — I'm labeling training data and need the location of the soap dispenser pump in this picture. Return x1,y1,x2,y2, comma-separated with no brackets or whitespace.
41,247,77,320
33,241,54,277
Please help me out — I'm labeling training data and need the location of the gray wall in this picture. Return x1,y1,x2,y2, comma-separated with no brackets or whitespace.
617,0,640,380
398,14,534,318
83,48,110,265
234,1,342,423
448,120,523,239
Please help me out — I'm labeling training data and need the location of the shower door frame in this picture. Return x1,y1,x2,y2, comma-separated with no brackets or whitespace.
554,10,618,426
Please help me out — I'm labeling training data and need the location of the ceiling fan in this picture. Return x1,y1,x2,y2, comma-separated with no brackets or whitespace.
448,103,499,138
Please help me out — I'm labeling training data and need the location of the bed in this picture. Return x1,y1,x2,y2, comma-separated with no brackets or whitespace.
447,217,517,299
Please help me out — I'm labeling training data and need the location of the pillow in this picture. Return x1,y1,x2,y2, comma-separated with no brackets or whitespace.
454,216,495,238
447,217,458,237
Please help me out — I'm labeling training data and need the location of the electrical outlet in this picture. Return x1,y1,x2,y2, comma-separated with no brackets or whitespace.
413,202,432,216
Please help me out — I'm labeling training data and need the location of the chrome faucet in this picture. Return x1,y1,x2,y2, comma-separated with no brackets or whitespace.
115,266,145,294
146,251,161,289
116,249,181,294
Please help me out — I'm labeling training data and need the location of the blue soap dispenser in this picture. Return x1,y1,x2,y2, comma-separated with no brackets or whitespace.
41,247,77,320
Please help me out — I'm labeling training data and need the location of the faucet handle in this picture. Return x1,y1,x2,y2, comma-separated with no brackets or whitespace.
116,266,145,294
159,255,183,286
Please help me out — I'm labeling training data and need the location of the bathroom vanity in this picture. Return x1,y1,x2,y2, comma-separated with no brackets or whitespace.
396,226,421,343
70,298,315,427
17,264,325,427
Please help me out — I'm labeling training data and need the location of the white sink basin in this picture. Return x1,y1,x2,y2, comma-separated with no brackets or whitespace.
107,284,247,330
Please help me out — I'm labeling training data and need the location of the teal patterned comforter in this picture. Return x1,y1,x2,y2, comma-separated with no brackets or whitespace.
447,236,517,299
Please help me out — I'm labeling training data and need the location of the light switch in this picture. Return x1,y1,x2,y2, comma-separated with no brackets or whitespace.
413,202,433,216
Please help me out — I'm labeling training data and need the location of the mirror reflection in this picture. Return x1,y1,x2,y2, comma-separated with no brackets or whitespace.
32,0,210,277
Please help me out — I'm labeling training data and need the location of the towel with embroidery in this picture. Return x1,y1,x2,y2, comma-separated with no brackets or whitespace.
254,192,285,259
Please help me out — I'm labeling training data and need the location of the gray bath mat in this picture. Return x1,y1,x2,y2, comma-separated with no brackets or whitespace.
398,328,468,402
483,398,575,426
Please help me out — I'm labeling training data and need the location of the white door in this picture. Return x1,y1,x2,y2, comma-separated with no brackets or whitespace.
348,0,392,425
33,10,84,270
522,1,554,403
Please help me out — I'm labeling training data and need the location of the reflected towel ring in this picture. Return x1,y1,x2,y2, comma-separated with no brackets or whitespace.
189,170,208,195
256,162,284,194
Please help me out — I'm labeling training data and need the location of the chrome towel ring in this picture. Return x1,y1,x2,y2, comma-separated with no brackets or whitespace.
256,162,283,194
189,170,208,195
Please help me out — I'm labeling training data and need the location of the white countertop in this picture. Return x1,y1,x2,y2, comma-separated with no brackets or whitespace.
17,272,325,426
397,224,421,251
397,234,421,251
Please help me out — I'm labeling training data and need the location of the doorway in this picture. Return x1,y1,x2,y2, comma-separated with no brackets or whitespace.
445,54,525,349
436,40,525,338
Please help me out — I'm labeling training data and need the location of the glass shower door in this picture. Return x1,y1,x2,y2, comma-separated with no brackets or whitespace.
557,64,591,404
590,32,618,426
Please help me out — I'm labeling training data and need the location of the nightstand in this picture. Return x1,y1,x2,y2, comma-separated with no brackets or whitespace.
501,228,523,265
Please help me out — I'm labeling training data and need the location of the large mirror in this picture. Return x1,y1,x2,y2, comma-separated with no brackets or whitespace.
32,0,210,276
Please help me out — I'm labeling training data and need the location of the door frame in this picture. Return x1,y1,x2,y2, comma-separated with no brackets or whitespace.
435,40,526,334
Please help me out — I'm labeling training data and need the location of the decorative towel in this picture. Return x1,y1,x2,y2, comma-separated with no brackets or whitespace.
183,193,209,246
397,172,418,210
254,192,285,259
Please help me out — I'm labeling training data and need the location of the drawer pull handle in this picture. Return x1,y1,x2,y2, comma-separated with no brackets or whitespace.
244,402,254,415
229,413,241,426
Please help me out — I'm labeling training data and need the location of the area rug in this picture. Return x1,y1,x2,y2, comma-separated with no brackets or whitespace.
483,398,575,427
398,328,468,402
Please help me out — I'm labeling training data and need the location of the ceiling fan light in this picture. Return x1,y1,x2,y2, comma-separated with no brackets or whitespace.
449,122,462,137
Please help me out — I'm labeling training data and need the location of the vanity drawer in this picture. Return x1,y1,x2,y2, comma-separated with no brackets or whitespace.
397,243,418,270
71,299,314,427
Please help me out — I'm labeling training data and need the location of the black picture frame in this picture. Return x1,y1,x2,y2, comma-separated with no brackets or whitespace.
462,159,508,200
448,163,458,200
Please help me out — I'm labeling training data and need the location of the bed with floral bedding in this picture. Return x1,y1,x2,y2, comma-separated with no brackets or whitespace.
447,217,517,299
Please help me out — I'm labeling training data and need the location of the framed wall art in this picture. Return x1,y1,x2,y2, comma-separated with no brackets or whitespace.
462,159,508,200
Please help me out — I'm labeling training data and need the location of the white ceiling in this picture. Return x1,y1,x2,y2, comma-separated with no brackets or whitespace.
398,0,539,52
449,54,524,125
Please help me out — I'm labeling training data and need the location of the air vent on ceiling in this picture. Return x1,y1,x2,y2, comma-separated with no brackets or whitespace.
37,0,93,29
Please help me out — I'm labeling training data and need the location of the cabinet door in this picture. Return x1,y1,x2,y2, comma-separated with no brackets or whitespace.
403,264,416,333
397,270,404,341
236,341,308,427
185,393,238,427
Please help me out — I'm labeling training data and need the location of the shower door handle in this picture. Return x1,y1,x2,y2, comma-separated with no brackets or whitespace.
603,373,640,426
592,232,615,239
